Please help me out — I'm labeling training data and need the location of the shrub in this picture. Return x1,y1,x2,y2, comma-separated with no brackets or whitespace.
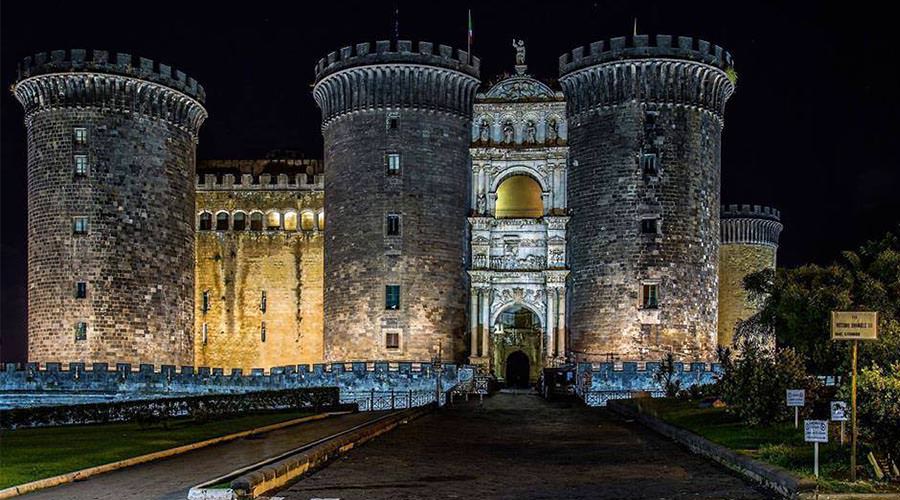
718,343,814,425
654,353,681,397
837,363,900,460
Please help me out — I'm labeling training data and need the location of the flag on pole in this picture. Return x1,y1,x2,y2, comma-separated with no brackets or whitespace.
467,9,473,63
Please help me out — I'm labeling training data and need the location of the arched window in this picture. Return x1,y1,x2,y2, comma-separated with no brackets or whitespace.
283,211,298,231
300,211,315,231
250,212,263,231
199,212,212,230
495,175,544,218
215,212,229,231
265,211,281,230
317,211,325,230
233,211,247,231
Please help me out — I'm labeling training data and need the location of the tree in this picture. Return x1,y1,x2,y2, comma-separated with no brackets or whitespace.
654,352,681,397
744,230,900,375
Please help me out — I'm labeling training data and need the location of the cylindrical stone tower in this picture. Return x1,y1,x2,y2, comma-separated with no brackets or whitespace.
559,35,735,362
13,49,207,367
718,204,782,347
313,40,480,361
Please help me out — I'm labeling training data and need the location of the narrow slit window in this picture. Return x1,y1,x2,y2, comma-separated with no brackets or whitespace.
642,284,659,309
74,321,87,341
386,214,400,236
74,155,89,176
260,321,267,342
260,290,267,313
202,323,208,345
75,282,87,299
387,153,400,175
201,290,210,314
385,285,400,310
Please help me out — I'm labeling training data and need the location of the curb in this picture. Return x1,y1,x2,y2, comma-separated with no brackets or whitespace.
229,404,433,499
606,400,815,499
0,411,351,499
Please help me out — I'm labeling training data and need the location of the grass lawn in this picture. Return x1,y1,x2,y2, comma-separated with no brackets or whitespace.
0,410,312,490
624,398,898,494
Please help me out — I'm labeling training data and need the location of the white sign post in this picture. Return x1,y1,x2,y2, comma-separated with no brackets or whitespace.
787,389,805,428
831,401,848,445
805,420,829,478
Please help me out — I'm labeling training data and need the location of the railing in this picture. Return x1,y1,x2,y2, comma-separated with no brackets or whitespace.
582,390,666,407
339,388,451,411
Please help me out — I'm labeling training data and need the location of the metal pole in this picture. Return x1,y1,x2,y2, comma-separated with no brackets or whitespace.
841,421,845,446
795,407,799,429
851,339,858,481
814,442,819,478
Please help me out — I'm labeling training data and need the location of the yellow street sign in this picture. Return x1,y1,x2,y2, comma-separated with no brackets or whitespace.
831,311,878,341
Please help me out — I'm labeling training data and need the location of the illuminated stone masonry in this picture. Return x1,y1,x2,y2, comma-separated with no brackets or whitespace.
468,54,570,382
193,158,325,372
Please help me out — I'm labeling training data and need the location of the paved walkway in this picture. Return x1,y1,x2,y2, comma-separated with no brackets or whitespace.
22,411,389,500
278,393,772,499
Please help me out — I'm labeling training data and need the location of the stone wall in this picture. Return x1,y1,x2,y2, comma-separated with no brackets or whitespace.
13,49,207,367
314,41,480,362
560,35,735,362
194,173,324,371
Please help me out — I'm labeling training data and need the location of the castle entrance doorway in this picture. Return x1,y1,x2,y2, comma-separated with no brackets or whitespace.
505,351,530,388
492,304,542,386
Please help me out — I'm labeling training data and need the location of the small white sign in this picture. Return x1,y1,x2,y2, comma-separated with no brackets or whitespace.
831,401,848,421
786,389,805,407
805,420,829,443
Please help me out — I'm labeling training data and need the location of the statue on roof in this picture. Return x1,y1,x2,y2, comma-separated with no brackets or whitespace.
512,39,526,66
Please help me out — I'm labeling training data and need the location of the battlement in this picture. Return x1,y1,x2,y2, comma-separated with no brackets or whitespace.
721,204,781,222
720,204,783,246
314,40,480,82
559,34,733,76
17,49,205,103
196,171,324,191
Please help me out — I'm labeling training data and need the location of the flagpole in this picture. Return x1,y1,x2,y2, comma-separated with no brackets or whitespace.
467,9,473,64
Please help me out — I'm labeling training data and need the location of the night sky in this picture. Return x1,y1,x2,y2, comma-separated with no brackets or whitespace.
2,1,898,362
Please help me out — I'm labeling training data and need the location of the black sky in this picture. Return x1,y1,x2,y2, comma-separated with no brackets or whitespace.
2,1,899,362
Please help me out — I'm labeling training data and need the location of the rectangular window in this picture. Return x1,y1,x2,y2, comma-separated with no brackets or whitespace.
201,290,210,313
74,321,87,341
202,323,208,345
73,127,88,145
260,321,267,342
386,214,400,236
74,155,89,176
387,153,400,174
640,153,658,176
73,217,88,235
385,285,400,310
260,290,267,313
640,217,659,234
75,282,87,299
642,284,659,309
386,332,400,349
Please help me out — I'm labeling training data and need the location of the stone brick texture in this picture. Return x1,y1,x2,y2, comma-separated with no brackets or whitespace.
717,244,776,346
321,112,472,362
194,189,324,371
24,108,198,367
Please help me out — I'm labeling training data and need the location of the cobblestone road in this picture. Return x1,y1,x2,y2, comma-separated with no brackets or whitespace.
278,393,772,499
21,411,388,500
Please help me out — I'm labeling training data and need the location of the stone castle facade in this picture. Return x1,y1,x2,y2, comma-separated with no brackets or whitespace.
13,35,781,378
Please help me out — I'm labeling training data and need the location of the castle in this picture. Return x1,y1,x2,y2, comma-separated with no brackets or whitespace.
12,35,782,382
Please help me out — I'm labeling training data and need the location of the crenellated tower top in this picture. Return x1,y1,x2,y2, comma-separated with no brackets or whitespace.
558,34,735,119
312,40,481,127
13,49,207,135
720,204,783,247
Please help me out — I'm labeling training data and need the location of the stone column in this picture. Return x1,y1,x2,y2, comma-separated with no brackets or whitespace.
470,289,479,358
546,288,556,361
557,287,567,359
480,288,490,358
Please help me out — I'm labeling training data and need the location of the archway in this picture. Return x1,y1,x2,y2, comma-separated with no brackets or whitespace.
505,351,530,388
495,175,543,218
492,304,542,385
